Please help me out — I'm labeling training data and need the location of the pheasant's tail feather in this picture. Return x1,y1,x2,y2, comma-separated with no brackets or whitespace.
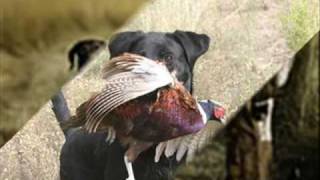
84,91,126,133
102,53,174,85
102,54,141,78
83,79,158,133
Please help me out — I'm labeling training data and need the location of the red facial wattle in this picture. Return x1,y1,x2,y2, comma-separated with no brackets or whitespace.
213,106,225,120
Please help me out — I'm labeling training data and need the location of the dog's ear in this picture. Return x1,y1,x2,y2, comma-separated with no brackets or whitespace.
108,31,144,58
172,30,210,69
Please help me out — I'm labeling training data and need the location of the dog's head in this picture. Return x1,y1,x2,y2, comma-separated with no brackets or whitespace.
108,30,210,93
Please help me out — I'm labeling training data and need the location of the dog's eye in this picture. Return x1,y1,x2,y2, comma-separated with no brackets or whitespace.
163,54,173,61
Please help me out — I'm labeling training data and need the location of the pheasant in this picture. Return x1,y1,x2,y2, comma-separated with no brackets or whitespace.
68,53,226,180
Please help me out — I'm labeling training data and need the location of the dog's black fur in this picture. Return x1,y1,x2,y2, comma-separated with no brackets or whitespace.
60,30,210,180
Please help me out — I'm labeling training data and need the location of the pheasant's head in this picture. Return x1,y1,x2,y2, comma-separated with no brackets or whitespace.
198,100,226,124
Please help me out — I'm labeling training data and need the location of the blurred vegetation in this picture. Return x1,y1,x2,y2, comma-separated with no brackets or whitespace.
0,0,146,146
273,32,319,180
0,0,145,56
281,0,319,50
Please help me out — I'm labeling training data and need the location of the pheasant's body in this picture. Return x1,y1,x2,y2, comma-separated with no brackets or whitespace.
75,82,205,161
86,84,204,142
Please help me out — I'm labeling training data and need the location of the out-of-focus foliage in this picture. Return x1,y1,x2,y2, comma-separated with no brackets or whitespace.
281,0,320,50
0,0,145,56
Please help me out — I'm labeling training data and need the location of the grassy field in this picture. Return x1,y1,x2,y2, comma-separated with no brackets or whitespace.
0,0,145,145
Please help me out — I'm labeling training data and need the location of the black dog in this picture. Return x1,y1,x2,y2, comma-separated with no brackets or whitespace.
60,30,210,180
68,39,106,71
